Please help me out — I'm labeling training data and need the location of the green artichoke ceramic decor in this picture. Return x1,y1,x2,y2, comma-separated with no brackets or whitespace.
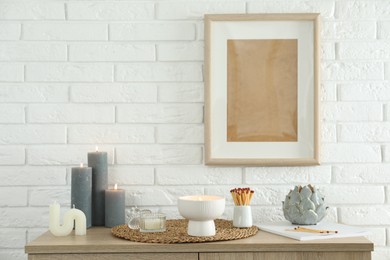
282,184,327,225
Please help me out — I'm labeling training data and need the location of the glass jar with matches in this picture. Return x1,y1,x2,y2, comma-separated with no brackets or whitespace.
230,188,254,228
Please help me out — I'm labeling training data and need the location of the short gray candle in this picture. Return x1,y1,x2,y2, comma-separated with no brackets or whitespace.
71,164,92,228
88,149,108,226
105,184,125,227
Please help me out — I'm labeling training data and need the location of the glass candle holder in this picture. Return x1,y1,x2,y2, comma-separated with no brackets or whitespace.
127,208,152,230
139,213,166,233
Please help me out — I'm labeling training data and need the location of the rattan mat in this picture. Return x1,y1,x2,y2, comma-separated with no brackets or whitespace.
111,219,258,243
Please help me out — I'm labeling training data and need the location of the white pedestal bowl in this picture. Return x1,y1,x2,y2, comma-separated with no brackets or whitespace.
178,195,225,237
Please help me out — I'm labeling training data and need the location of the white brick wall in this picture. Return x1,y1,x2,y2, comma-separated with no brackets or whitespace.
0,43,66,61
157,2,245,20
110,23,196,41
339,83,390,101
0,23,21,40
322,61,383,80
115,63,203,82
322,102,383,121
23,23,108,41
67,2,154,20
0,105,24,123
158,83,204,102
26,63,114,82
69,43,155,62
0,84,68,102
0,64,23,82
116,104,203,123
0,167,66,186
27,104,115,123
0,3,65,20
0,0,389,259
68,125,155,144
116,145,202,165
378,21,390,39
71,84,157,103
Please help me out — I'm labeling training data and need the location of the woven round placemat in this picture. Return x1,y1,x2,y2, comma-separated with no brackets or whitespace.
111,219,258,244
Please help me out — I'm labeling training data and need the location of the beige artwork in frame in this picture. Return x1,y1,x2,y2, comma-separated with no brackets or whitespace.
204,13,320,166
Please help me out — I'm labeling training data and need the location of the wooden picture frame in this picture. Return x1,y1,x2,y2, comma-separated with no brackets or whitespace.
204,13,320,166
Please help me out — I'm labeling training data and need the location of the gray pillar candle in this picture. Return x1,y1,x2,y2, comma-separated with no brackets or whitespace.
105,184,125,228
71,164,92,228
88,149,108,226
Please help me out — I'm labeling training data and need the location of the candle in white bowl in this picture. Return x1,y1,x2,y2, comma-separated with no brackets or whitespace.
49,202,87,236
105,184,125,228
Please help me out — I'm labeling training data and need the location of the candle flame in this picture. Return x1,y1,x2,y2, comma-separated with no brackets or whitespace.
95,146,99,152
114,184,118,190
80,163,83,167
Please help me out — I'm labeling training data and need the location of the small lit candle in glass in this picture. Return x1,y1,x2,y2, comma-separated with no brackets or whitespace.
105,184,125,228
139,213,166,233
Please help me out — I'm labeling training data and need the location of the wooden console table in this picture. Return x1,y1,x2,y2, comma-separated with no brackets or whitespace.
25,227,373,260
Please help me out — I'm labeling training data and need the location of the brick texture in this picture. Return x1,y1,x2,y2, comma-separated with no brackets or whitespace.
1,1,390,259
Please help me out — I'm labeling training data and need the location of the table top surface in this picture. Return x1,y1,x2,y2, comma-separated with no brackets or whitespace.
25,227,373,254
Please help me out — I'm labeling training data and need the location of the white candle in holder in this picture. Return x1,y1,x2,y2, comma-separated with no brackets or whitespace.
49,202,87,236
144,218,161,230
139,213,166,232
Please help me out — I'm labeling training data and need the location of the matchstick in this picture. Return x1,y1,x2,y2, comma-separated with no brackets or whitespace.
292,226,338,234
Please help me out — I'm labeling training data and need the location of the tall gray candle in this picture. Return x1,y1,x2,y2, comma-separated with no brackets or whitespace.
105,184,125,227
88,148,108,226
71,163,92,228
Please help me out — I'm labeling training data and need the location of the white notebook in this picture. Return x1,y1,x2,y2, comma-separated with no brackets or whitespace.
257,221,370,241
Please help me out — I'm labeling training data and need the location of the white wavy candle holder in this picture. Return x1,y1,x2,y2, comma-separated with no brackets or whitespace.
49,202,87,236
